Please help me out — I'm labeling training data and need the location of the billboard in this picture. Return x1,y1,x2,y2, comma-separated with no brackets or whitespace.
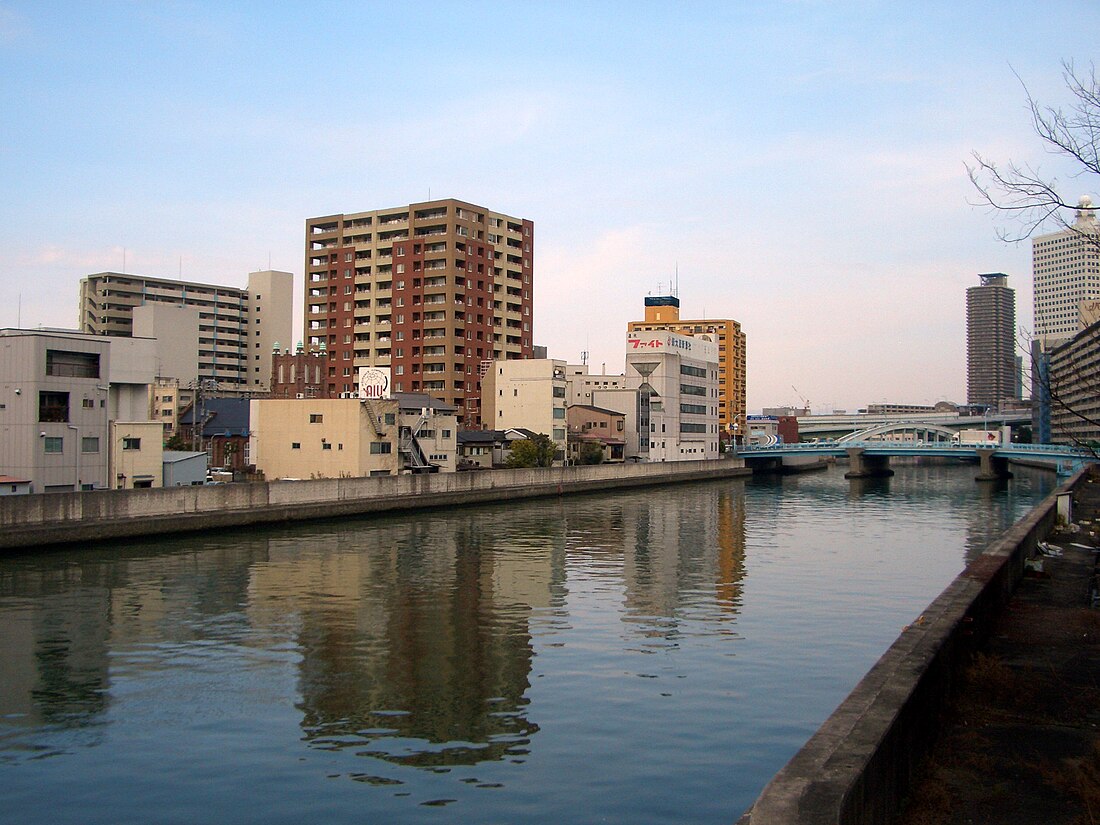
358,367,391,400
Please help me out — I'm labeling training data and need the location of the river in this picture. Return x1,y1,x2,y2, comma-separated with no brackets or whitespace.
0,462,1056,824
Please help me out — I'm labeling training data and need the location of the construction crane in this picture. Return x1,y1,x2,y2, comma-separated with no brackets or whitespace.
791,386,810,414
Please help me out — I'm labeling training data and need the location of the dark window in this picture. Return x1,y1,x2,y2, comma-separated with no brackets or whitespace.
309,414,323,423
370,442,392,454
39,391,69,422
122,437,141,450
46,350,100,378
44,436,63,453
81,437,100,453
291,442,301,449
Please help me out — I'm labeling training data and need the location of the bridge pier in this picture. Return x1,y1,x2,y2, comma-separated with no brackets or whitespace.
844,447,894,479
743,456,785,475
975,447,1013,481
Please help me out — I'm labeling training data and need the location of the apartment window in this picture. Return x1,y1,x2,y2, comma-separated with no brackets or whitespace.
44,436,63,453
122,437,141,450
39,391,70,422
322,442,332,450
81,437,100,453
370,442,392,454
309,414,323,423
291,442,301,449
384,413,396,424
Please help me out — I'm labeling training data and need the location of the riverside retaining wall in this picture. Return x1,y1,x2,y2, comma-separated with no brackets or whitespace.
736,468,1082,825
0,458,749,551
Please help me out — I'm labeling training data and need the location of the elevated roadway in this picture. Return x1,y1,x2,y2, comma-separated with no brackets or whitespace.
796,411,1031,440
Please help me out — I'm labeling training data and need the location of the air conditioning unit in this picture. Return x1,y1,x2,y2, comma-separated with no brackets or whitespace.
295,393,305,399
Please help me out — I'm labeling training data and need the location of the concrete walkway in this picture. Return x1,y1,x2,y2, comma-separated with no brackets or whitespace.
897,476,1100,824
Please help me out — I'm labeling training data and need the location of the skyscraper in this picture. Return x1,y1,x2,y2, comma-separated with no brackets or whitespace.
1032,195,1100,342
966,273,1017,408
305,199,533,427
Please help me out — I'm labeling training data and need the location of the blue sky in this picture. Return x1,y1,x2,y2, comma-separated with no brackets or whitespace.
2,1,1097,411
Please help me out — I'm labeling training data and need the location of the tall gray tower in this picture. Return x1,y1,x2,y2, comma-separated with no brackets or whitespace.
966,273,1017,409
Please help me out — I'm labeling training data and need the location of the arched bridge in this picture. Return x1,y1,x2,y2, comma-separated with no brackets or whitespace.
739,440,1094,481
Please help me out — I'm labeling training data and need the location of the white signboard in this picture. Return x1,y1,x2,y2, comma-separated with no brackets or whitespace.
358,367,391,400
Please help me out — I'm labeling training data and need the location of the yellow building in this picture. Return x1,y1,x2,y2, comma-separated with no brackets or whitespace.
249,395,457,480
110,421,165,488
626,295,747,442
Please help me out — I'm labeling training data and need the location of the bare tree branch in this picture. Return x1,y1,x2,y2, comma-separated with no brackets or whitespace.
968,60,1100,250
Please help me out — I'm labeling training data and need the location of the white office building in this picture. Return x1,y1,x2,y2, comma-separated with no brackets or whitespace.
625,330,720,461
1033,195,1100,343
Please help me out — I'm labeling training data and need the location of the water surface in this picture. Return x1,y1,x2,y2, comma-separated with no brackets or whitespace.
0,463,1055,823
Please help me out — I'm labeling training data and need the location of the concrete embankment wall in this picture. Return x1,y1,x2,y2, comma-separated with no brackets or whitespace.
0,459,749,551
737,469,1081,825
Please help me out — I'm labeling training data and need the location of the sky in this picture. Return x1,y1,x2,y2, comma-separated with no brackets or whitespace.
2,1,1098,413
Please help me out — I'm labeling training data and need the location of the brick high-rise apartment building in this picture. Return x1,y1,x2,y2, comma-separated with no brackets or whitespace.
305,199,533,426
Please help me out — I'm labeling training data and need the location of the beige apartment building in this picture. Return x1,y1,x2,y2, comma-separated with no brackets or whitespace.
79,269,293,393
480,359,568,459
304,199,534,426
249,394,457,480
627,294,746,443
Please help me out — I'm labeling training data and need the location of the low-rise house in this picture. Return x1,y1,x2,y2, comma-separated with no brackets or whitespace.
179,397,252,474
567,404,626,463
0,476,32,495
456,428,539,469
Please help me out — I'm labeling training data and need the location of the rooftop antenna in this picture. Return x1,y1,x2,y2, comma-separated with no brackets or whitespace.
674,262,679,297
581,350,589,365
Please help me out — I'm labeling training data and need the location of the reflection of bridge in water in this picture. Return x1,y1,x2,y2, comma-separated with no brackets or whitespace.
741,421,1094,481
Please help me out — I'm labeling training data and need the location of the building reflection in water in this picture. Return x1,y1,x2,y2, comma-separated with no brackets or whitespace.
248,488,748,771
247,510,566,769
